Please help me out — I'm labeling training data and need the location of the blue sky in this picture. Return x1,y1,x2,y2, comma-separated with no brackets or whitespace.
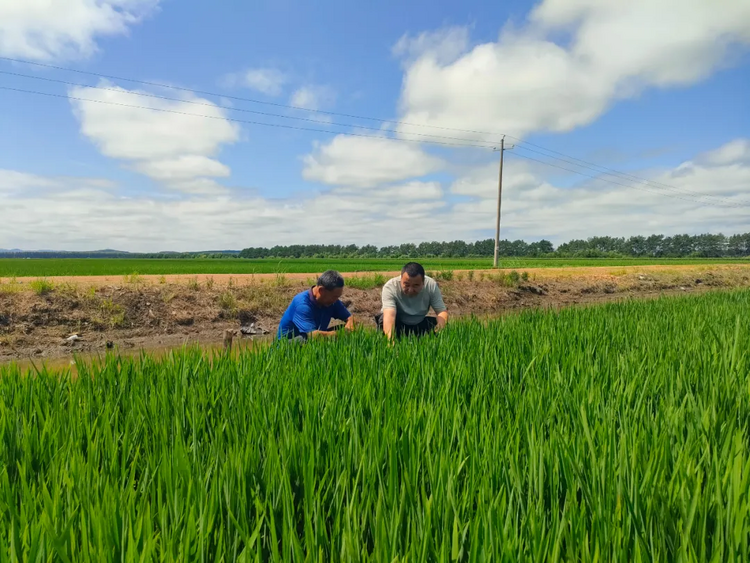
0,0,749,251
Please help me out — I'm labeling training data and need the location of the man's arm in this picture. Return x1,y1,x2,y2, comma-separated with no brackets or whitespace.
435,310,449,331
309,329,338,338
382,308,397,341
334,301,355,332
430,282,449,332
381,281,399,341
291,301,335,339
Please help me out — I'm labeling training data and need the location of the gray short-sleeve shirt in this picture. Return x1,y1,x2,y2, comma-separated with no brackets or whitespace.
381,275,447,325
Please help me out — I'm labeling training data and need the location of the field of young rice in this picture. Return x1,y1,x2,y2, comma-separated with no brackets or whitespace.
2,257,749,277
1,290,749,561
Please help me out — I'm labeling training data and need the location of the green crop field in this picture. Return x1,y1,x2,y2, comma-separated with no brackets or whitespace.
1,290,749,560
1,257,749,277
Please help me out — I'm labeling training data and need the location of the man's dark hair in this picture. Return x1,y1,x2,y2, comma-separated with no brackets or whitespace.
401,262,426,279
317,270,345,290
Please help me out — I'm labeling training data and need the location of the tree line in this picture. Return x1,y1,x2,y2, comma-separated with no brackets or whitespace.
239,233,750,259
1,233,748,260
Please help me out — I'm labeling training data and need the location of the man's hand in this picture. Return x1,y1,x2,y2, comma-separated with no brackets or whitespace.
435,311,449,332
345,316,355,332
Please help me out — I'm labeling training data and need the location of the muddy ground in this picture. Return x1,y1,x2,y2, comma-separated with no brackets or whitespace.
1,264,749,364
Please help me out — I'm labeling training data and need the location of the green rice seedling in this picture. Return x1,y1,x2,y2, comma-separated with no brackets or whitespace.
158,275,167,284
123,271,144,285
187,276,200,290
467,270,475,281
206,276,215,289
0,290,749,561
273,273,289,287
29,277,54,295
346,273,386,290
0,276,22,294
218,290,237,313
435,269,454,281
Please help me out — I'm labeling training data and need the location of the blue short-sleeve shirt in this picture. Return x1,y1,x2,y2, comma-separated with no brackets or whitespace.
277,288,351,339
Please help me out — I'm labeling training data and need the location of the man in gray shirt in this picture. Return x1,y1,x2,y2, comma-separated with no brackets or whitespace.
375,262,449,340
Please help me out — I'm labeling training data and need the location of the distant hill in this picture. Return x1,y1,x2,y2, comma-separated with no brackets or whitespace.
0,249,242,259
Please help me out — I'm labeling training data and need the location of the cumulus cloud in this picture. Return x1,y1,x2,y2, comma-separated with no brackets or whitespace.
69,82,240,194
450,138,750,240
223,68,287,96
395,0,750,140
0,0,158,61
302,135,444,188
0,170,116,193
2,140,748,251
697,139,750,166
290,85,336,111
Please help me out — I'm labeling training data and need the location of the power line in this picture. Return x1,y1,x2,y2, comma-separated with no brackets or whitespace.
1,62,745,209
508,136,750,206
3,85,745,209
0,85,496,151
1,55,738,206
0,69,499,148
507,151,749,208
511,145,749,207
0,55,496,136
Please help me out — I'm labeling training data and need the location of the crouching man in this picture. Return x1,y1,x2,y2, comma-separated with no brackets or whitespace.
277,270,355,340
375,262,449,340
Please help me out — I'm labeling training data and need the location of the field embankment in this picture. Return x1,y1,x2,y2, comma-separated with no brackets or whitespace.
1,263,749,363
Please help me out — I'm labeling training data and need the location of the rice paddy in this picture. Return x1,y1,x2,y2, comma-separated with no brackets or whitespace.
1,290,749,561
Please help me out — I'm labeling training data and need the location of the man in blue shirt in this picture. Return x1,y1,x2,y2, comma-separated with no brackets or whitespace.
277,270,355,340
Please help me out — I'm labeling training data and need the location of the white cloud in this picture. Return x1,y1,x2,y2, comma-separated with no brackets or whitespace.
69,81,240,194
2,139,748,251
290,85,336,111
334,181,444,201
302,135,444,188
395,0,750,141
393,27,470,66
698,139,750,166
0,170,116,193
449,138,750,240
224,68,287,96
0,0,158,61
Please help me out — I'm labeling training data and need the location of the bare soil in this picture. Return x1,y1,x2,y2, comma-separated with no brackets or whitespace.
1,264,749,366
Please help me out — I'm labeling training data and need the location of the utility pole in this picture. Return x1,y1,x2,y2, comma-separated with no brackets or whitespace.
493,136,506,269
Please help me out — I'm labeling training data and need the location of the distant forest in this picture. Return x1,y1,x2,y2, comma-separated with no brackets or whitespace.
3,232,747,259
238,233,750,259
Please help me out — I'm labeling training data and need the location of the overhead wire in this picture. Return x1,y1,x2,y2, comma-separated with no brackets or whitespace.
0,85,496,150
510,144,749,207
507,136,750,206
0,69,501,148
1,55,746,208
507,151,748,208
1,54,741,205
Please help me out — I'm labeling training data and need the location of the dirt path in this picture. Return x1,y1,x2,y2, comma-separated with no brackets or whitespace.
1,263,749,367
6,263,750,287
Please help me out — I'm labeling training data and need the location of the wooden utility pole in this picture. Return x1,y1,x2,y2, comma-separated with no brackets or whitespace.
493,136,506,268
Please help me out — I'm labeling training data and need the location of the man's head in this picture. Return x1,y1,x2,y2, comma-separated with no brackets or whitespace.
315,270,345,306
400,262,426,296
